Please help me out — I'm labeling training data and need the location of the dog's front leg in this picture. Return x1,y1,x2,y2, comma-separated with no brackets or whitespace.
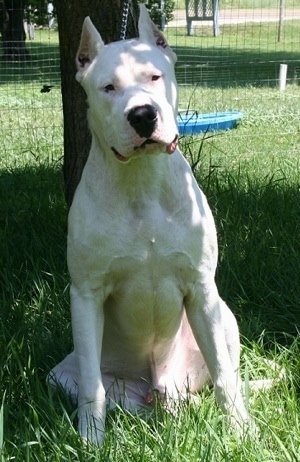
70,283,106,445
185,283,249,429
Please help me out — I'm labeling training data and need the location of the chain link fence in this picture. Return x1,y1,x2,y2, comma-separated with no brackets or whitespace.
0,0,299,166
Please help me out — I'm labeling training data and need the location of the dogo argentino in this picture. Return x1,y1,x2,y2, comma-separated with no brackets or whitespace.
48,5,251,445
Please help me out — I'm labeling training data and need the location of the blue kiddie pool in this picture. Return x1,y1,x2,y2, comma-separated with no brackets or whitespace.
177,110,243,136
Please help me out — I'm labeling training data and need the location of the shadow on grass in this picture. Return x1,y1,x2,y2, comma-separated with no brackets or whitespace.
174,45,300,87
199,169,300,347
0,163,69,367
0,42,61,85
0,162,66,272
0,163,73,444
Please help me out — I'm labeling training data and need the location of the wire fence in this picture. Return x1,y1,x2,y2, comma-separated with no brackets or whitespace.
168,1,300,103
0,0,299,167
0,24,62,165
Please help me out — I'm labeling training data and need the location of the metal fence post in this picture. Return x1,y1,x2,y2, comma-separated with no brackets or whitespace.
213,0,219,36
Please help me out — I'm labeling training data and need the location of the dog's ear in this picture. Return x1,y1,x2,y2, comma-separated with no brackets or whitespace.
76,17,104,80
138,4,177,64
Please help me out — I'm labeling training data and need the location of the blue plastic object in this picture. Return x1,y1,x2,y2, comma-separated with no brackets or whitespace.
177,111,243,136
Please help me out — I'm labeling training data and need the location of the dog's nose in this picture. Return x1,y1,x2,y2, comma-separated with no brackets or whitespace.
127,104,158,138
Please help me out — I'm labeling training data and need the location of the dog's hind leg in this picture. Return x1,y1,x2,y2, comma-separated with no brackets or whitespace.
47,355,151,414
47,351,78,403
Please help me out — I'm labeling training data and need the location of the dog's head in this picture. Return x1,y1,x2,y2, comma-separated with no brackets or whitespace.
75,5,179,163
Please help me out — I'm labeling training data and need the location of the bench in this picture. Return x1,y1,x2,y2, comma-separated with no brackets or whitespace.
185,0,220,36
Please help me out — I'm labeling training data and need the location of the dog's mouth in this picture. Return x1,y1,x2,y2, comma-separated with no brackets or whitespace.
111,135,178,162
111,147,129,163
135,138,157,150
165,135,179,154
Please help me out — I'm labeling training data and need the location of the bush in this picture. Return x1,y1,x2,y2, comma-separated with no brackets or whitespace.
144,0,175,27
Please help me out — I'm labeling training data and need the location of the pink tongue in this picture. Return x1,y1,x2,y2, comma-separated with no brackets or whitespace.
166,136,178,154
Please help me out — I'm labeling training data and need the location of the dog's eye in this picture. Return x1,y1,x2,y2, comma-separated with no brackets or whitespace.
151,75,161,82
104,84,115,92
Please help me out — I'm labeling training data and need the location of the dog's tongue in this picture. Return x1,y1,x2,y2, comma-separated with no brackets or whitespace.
166,135,178,154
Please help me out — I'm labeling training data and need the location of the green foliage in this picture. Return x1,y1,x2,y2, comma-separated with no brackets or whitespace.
144,0,175,26
24,0,56,26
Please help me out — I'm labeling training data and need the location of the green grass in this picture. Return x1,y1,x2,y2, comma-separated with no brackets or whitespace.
0,20,300,462
179,86,300,343
167,21,300,86
175,0,298,11
0,30,60,85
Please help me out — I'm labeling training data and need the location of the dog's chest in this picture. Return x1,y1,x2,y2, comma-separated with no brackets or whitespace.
70,195,201,292
104,199,197,273
102,214,196,349
72,199,198,346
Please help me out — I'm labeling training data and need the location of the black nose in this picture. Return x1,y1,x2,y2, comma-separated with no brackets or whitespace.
127,104,158,138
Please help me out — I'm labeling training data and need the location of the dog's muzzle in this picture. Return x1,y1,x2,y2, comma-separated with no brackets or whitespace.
112,103,178,162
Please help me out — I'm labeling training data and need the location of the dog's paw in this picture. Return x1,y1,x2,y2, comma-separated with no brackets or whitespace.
78,402,106,446
227,411,260,439
218,391,259,438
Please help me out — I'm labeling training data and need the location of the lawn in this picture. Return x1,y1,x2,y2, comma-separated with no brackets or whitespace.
175,0,297,10
0,20,300,461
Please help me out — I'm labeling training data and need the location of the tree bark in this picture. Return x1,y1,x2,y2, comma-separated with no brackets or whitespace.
56,0,139,206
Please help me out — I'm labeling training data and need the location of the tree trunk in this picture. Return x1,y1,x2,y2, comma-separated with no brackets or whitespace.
1,0,28,60
56,0,139,206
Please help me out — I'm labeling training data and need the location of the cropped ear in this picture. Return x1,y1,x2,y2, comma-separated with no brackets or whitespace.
76,17,104,81
138,4,177,63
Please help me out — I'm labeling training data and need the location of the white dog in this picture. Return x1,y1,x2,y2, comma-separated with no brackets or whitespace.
48,5,251,445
